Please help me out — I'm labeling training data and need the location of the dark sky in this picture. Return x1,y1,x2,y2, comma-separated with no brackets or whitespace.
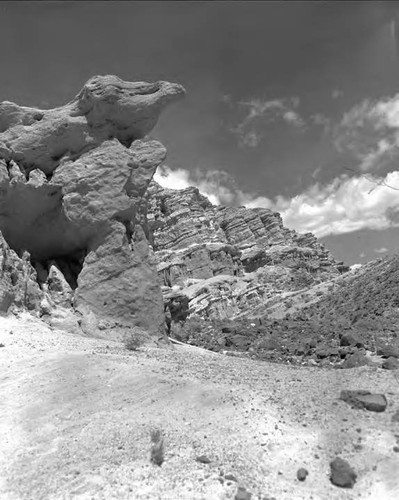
1,1,398,264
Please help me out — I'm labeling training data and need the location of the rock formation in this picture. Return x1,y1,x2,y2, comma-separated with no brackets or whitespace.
0,75,184,338
144,181,349,322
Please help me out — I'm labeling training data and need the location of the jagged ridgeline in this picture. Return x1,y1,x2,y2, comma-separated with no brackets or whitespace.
144,181,348,321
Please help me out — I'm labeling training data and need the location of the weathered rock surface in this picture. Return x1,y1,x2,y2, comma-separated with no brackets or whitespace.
144,181,348,322
0,231,43,313
329,457,357,488
0,75,184,337
339,390,388,412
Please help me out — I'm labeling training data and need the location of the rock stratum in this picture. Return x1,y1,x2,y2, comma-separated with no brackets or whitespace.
0,75,184,338
144,181,348,323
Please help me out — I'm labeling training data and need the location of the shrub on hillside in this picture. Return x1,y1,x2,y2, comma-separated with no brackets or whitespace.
124,330,147,351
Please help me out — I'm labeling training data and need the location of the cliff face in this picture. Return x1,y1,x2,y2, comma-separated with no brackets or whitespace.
0,75,184,338
145,181,349,321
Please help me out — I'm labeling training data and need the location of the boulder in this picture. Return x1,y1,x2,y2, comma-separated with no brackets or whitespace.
382,357,399,370
339,333,364,348
329,457,357,488
377,344,399,359
341,351,370,369
339,390,387,412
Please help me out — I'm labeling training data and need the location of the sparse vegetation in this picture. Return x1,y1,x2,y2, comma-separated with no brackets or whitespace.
150,428,164,466
124,331,147,351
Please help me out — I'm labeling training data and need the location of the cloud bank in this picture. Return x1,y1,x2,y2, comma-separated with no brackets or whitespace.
335,93,399,172
154,167,399,238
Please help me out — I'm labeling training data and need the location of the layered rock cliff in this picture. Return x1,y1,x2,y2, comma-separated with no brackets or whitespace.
145,181,349,322
0,75,184,338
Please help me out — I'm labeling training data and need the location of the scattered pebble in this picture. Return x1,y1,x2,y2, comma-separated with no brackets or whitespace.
195,455,211,464
296,467,308,481
225,473,238,481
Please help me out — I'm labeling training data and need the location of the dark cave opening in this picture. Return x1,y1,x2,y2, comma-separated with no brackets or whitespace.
32,249,87,291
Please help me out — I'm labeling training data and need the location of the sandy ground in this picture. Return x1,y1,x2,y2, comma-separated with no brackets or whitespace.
1,313,399,500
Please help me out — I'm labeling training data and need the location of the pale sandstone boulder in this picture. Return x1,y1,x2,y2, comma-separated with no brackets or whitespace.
0,75,184,338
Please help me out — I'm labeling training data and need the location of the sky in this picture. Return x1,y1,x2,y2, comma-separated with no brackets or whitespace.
1,1,399,265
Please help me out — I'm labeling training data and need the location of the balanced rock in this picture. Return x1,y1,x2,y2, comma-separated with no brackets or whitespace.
0,75,185,337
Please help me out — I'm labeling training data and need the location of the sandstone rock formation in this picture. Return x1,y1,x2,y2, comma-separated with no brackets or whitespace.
0,231,43,313
0,75,184,338
144,181,349,322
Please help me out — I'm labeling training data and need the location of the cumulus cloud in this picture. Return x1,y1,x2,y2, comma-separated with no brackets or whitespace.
374,247,388,253
155,166,399,238
228,96,305,148
277,171,399,237
335,93,399,171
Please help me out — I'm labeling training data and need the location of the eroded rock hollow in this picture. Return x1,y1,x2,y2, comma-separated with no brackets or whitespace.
0,75,185,337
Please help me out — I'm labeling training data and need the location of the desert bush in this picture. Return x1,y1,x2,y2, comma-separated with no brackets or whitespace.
150,428,164,466
123,331,147,351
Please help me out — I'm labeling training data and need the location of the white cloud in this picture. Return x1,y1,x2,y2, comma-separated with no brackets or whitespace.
283,110,305,127
374,247,388,253
278,172,399,237
336,93,399,171
154,166,399,238
229,96,305,148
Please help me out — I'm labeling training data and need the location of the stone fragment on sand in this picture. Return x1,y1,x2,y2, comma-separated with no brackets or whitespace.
330,457,357,488
296,467,308,481
339,390,387,412
195,455,211,464
235,486,252,500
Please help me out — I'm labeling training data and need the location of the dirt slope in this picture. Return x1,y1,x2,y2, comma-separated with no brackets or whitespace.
1,313,398,500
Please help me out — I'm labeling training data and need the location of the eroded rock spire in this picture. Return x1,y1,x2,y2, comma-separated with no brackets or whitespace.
0,75,185,338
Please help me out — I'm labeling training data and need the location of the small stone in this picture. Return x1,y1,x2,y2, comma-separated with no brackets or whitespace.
392,410,399,423
340,333,364,348
235,486,252,500
382,357,399,370
393,446,399,453
195,455,211,464
339,390,387,412
330,457,357,488
296,467,308,481
225,473,238,481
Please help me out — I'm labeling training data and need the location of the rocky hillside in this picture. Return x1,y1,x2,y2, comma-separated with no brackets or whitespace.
144,181,349,322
